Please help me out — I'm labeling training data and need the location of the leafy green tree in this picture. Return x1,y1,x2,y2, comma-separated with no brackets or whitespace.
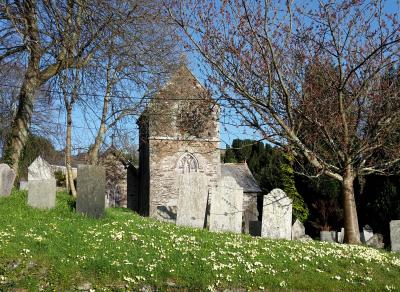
224,139,309,221
362,175,400,243
224,145,237,163
281,153,309,222
17,134,60,180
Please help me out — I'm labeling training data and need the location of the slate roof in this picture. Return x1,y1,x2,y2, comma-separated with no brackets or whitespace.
221,162,262,193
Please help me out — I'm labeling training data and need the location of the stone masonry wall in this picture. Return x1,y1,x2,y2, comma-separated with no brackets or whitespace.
149,139,220,221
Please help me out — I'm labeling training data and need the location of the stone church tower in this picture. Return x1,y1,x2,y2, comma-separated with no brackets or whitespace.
137,66,220,221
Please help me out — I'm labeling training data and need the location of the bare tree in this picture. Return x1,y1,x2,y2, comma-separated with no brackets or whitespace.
57,69,80,197
0,61,60,159
0,0,118,172
170,0,400,244
84,1,180,164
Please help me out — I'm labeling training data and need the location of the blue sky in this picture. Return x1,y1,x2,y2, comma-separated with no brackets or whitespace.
46,0,400,152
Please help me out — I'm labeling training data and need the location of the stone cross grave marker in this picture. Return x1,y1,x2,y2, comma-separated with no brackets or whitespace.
28,179,56,209
76,165,106,218
209,176,243,233
176,172,208,228
291,219,305,240
28,156,54,181
0,164,16,197
261,188,292,240
390,220,400,252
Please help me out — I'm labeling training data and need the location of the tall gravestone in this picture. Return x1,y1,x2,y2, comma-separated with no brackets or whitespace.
27,156,56,209
261,188,292,240
390,220,400,252
28,156,54,180
76,165,106,218
291,219,305,240
0,164,16,197
209,176,243,233
28,179,57,209
176,172,208,228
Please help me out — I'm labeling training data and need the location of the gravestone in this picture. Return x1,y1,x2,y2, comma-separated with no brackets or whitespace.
337,227,345,243
298,235,313,241
320,231,337,242
28,156,54,180
261,188,292,240
176,172,208,228
291,219,305,240
209,176,243,233
361,225,374,243
20,181,28,191
0,164,16,197
76,165,106,218
366,233,384,249
27,179,56,209
390,220,400,252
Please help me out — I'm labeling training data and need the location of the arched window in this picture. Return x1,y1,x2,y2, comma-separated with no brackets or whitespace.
177,153,199,174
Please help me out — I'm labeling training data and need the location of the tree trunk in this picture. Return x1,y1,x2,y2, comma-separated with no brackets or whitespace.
87,123,107,165
2,74,39,173
66,104,77,197
87,59,113,165
342,165,361,244
87,94,109,164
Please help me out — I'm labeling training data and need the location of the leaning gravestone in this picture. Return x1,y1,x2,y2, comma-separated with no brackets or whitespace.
76,165,106,218
390,220,400,252
28,179,56,209
176,172,208,228
209,176,243,233
28,156,54,180
0,164,16,197
261,188,292,240
291,219,305,240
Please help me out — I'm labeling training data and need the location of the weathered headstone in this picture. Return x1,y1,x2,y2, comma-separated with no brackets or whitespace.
390,220,400,252
20,181,28,191
0,164,16,197
298,235,313,241
176,172,208,228
27,179,56,209
366,233,384,249
209,176,243,233
337,227,345,243
28,156,54,181
291,219,305,240
361,225,374,243
76,165,106,218
261,188,292,240
320,231,337,242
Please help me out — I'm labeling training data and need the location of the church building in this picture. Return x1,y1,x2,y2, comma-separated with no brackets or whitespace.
133,66,261,232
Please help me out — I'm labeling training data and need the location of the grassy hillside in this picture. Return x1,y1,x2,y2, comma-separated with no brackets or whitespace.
0,190,399,291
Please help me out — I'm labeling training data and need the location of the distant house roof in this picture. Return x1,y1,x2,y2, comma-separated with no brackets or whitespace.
221,162,262,193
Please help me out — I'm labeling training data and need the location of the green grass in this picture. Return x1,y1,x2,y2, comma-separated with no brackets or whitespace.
0,190,399,291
